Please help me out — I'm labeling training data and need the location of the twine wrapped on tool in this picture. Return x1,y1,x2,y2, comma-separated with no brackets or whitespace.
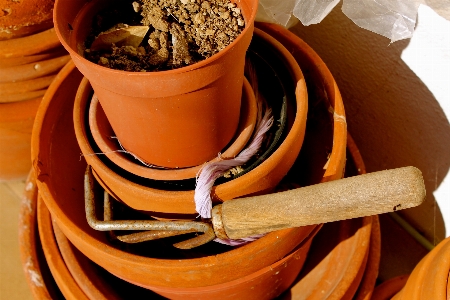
194,107,273,219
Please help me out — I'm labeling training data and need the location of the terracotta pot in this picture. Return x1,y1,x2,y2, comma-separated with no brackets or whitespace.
54,0,258,168
36,194,90,300
0,28,61,58
0,75,55,99
52,221,162,300
88,75,257,181
0,54,70,83
353,214,381,300
32,60,316,289
73,26,308,214
0,0,54,40
18,170,63,299
0,19,54,41
1,89,47,104
0,46,67,68
146,233,316,300
256,22,347,182
0,97,41,181
348,133,381,300
51,215,316,300
392,236,450,299
284,216,373,299
278,131,378,300
372,275,409,300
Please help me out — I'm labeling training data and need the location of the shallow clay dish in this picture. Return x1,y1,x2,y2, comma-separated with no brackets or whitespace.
0,75,55,99
51,212,317,300
0,54,70,83
87,76,258,181
0,0,54,40
73,27,308,214
32,60,317,289
18,171,63,299
0,28,61,58
256,22,347,183
37,194,90,300
0,97,41,180
372,275,409,300
392,235,450,299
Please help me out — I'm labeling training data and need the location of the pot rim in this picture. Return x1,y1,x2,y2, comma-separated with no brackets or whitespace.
54,0,259,77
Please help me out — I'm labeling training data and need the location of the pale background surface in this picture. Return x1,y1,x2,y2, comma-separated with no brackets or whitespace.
0,180,33,300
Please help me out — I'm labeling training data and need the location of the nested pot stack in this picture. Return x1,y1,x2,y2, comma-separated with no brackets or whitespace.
0,2,69,180
23,0,382,296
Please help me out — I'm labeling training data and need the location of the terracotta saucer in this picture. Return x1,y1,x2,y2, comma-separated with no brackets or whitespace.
32,60,317,289
88,76,258,181
18,170,64,299
279,133,380,299
372,275,409,300
33,135,372,299
37,193,90,300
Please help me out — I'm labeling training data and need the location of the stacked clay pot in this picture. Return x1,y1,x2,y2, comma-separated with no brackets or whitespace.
0,0,54,40
25,12,387,298
0,24,70,180
392,236,450,299
21,132,380,299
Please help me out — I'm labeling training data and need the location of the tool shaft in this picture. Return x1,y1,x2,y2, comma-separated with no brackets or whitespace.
212,166,426,240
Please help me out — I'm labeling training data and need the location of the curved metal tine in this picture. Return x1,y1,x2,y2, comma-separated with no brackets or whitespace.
172,225,216,249
84,166,216,248
104,190,198,243
115,229,198,243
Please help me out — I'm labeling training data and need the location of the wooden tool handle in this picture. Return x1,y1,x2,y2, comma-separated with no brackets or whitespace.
211,166,426,240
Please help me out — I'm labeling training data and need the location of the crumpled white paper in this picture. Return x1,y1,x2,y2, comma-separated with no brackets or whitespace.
256,0,424,42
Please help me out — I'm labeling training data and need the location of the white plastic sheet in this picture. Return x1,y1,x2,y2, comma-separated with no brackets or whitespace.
256,0,426,42
342,0,421,42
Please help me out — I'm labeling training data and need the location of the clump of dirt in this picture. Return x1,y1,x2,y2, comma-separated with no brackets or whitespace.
84,0,245,72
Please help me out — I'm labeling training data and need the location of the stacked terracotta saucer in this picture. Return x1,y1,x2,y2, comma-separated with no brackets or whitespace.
0,1,70,180
20,132,380,299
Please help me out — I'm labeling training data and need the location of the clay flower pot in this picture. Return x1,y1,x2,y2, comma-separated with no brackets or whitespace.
146,234,315,300
37,194,91,300
50,209,316,300
0,47,67,68
0,55,70,84
0,28,61,58
88,76,258,181
52,221,162,300
392,236,450,299
54,0,259,168
73,26,308,214
0,75,55,100
280,134,380,300
372,275,409,300
346,135,381,300
256,22,347,182
19,170,62,299
0,0,54,40
32,60,316,290
0,97,41,180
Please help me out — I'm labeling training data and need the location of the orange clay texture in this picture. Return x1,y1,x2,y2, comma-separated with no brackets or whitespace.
0,0,54,39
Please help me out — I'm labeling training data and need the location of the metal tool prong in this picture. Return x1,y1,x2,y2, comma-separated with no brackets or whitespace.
84,166,215,249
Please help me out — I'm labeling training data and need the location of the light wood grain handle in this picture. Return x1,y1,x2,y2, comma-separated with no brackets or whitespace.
211,166,426,240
